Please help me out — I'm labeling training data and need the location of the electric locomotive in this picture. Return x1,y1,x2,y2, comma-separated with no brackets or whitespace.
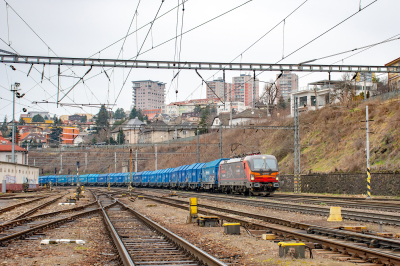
218,153,279,196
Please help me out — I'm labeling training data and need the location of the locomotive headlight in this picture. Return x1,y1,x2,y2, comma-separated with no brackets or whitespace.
276,177,279,181
250,174,255,180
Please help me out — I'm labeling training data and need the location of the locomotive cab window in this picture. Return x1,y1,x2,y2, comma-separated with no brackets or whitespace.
248,156,278,172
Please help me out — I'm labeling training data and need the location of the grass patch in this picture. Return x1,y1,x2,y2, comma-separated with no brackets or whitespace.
74,246,88,250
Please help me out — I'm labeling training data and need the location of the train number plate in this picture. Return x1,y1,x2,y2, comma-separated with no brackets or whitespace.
253,183,260,187
273,183,280,187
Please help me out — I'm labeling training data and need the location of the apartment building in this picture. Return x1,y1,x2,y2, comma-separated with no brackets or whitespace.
385,57,400,90
230,74,259,107
205,78,232,101
132,80,166,110
276,72,299,100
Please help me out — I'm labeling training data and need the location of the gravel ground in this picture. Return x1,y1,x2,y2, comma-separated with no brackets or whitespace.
0,213,119,266
121,197,354,266
140,190,400,235
0,193,63,222
34,189,94,216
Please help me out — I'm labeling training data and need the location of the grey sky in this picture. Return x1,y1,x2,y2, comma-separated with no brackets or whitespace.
1,0,399,120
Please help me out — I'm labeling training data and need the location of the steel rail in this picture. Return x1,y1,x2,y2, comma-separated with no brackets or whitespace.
98,198,135,266
143,190,400,226
0,207,100,246
273,193,400,202
0,200,98,233
141,195,400,251
9,193,68,221
1,54,400,73
267,197,400,212
0,194,57,214
118,199,227,266
139,195,400,265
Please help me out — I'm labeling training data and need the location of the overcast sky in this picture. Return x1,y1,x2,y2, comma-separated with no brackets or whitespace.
1,0,399,120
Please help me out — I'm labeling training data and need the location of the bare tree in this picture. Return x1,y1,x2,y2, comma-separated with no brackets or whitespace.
260,80,279,105
376,76,390,94
332,73,356,105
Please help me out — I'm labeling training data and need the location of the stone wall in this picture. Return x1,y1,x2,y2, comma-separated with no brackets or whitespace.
279,173,400,196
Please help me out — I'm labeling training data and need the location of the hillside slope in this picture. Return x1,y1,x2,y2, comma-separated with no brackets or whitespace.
32,97,400,175
151,97,400,174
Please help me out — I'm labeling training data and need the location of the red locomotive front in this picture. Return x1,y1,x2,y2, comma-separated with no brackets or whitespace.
219,153,279,196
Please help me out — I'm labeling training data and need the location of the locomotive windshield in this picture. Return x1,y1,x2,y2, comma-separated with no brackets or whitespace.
249,157,278,171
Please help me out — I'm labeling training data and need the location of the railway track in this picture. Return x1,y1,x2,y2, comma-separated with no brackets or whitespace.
0,192,58,215
138,189,400,226
273,193,400,202
0,190,98,246
96,192,227,266
268,196,400,212
137,193,400,266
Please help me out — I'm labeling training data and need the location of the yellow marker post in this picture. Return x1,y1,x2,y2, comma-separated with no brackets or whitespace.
188,197,197,223
367,167,371,199
327,206,342,222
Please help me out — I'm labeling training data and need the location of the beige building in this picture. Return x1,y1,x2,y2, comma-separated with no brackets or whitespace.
276,71,299,100
111,118,146,144
385,57,400,90
0,161,39,191
138,121,196,143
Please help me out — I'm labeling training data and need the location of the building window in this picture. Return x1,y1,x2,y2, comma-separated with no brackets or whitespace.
311,96,316,106
300,96,307,107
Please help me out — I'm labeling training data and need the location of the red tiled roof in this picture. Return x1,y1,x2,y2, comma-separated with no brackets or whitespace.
0,144,27,152
0,135,11,144
385,56,400,66
19,132,30,140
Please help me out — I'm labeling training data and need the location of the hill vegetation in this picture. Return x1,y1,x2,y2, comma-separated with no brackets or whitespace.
32,96,400,175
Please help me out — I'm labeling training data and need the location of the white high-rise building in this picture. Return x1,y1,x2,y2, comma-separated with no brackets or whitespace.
132,80,166,110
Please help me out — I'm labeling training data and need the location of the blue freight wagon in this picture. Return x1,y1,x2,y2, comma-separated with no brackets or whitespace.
163,168,174,187
141,171,151,187
39,176,47,185
156,169,164,187
109,173,117,186
116,173,125,186
47,175,57,185
201,159,228,190
179,165,191,188
134,172,143,186
188,163,205,189
149,170,157,187
57,175,67,186
79,174,88,185
87,174,98,186
171,166,184,188
97,174,108,186
125,172,135,185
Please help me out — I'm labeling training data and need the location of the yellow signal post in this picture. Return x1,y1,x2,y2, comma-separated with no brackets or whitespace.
188,197,198,223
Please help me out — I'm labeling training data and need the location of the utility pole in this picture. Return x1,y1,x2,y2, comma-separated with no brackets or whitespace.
219,125,223,159
11,83,20,164
197,130,200,163
135,149,138,172
108,165,110,191
366,105,371,199
364,72,367,99
293,97,300,194
76,161,80,188
27,144,29,165
155,144,157,170
85,153,87,172
129,148,133,188
60,155,63,173
253,70,256,109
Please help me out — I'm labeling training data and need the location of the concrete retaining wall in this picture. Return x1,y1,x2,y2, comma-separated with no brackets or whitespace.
279,173,400,197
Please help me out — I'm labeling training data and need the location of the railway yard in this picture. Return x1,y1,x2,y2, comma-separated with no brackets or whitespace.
0,187,399,266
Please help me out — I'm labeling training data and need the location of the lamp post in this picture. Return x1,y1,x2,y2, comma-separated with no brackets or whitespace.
11,82,21,164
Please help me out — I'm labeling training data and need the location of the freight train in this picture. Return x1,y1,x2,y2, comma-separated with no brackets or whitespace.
39,153,280,196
